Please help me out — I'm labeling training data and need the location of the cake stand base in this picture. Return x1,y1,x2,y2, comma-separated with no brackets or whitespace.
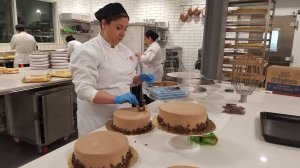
168,135,198,150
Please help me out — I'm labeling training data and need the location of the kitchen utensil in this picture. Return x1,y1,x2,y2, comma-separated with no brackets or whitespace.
187,6,193,16
180,7,188,22
193,7,202,16
231,53,263,103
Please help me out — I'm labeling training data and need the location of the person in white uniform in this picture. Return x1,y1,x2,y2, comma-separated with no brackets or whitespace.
65,35,82,57
10,24,37,68
71,3,155,136
138,30,164,104
138,30,164,81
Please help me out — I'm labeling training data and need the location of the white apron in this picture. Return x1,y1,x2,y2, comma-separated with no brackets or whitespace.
72,36,136,136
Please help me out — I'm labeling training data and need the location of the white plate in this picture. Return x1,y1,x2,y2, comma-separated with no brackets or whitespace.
30,61,49,65
29,54,48,59
51,62,69,66
50,54,68,57
50,57,69,60
50,59,68,63
29,57,49,62
30,64,49,67
31,52,49,55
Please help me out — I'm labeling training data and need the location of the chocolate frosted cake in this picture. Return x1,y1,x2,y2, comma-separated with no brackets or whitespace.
71,131,132,168
112,107,152,135
158,101,210,134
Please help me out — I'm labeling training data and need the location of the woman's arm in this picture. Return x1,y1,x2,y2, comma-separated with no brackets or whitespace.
93,91,115,104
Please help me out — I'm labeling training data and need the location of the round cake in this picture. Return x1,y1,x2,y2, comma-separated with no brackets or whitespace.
112,107,152,135
157,101,209,134
71,131,132,168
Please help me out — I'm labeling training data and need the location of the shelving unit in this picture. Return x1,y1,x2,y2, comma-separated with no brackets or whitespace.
222,0,276,81
59,13,91,42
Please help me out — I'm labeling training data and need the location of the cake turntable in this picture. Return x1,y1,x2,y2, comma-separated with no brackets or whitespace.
166,71,208,97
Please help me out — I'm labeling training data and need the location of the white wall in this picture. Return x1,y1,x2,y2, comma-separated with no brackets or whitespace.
90,0,206,70
275,0,300,67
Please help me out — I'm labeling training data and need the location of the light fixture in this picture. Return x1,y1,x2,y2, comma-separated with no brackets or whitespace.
36,9,41,14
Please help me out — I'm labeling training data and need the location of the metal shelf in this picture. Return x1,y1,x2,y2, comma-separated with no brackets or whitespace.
224,44,268,49
226,27,269,33
60,19,90,24
228,0,269,7
225,37,270,41
228,11,268,15
61,32,90,36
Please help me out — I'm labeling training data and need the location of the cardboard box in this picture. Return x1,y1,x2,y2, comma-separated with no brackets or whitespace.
265,65,300,96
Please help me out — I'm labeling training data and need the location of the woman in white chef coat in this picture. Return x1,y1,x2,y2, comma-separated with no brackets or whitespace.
70,2,155,136
138,30,163,104
65,35,82,57
138,30,163,81
10,24,37,68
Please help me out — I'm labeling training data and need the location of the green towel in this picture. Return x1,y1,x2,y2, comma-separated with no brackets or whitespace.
189,133,218,146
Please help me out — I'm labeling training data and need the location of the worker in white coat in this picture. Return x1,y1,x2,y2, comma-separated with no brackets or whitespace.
65,35,82,57
138,30,164,104
70,2,155,136
10,24,37,68
138,30,163,81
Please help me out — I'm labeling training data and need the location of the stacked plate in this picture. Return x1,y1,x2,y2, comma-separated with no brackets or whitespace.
29,52,49,70
49,49,69,69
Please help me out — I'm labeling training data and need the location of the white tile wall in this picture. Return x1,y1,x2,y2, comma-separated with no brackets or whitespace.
90,0,206,70
1,0,206,70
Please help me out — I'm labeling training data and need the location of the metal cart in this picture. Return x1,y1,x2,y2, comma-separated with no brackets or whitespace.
5,84,74,154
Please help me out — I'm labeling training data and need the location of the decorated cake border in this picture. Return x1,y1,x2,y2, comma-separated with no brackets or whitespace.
152,115,216,136
68,146,138,168
106,120,154,135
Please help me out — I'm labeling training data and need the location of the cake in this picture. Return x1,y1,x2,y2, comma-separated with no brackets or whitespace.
157,101,210,134
71,131,133,168
111,107,152,135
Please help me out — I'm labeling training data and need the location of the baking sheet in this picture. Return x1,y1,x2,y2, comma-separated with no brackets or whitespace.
260,112,300,148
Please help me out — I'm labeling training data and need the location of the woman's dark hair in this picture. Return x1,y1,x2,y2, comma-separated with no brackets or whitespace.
66,35,75,42
95,3,129,26
15,24,25,32
145,30,159,41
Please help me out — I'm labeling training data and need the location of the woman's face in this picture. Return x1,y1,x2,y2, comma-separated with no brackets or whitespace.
144,36,152,46
101,17,129,46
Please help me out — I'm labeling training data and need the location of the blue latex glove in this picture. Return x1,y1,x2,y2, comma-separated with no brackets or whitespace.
114,92,139,105
140,73,155,85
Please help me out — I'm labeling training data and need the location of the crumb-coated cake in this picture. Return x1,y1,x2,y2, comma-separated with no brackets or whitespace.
71,131,132,168
112,107,152,135
157,101,209,134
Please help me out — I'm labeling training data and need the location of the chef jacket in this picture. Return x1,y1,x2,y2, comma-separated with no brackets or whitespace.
10,32,37,67
141,41,163,81
67,40,82,57
71,34,137,136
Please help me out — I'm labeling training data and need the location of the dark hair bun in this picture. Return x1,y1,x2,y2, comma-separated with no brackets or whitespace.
95,3,128,22
145,30,159,41
66,35,75,42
